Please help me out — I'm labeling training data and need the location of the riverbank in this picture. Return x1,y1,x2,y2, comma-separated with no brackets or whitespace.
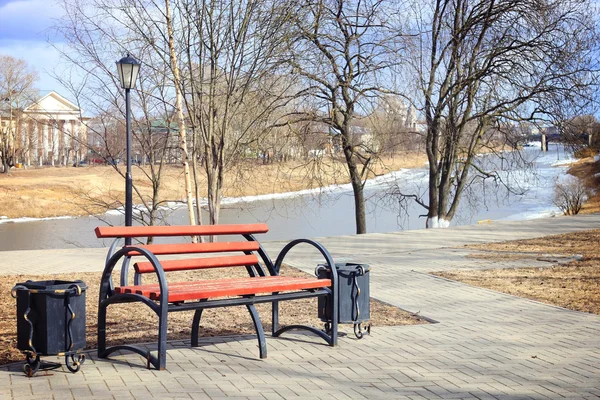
2,144,596,239
0,153,427,219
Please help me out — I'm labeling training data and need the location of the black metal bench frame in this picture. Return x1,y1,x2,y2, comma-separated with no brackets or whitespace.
96,225,339,370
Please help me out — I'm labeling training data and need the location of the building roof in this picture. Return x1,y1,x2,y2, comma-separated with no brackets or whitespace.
23,90,81,113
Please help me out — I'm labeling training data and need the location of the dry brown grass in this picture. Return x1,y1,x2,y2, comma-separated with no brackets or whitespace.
0,153,427,219
0,265,425,366
434,229,600,314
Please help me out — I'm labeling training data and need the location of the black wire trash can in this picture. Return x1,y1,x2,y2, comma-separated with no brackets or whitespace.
317,263,371,338
11,280,87,377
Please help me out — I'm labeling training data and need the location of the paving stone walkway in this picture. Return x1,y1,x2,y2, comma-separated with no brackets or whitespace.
1,214,599,399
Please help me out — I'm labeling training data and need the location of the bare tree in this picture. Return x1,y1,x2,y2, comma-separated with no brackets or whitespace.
560,114,600,157
366,95,420,156
553,176,588,216
401,0,599,228
176,0,296,226
54,0,185,231
0,55,38,174
56,0,297,232
165,0,197,235
285,0,402,234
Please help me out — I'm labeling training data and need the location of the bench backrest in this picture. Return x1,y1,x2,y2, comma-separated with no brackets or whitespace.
95,224,273,278
95,223,269,238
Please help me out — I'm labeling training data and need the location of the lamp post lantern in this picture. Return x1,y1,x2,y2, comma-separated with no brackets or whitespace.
116,54,140,240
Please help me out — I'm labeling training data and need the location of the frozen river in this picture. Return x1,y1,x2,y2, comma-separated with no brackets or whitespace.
0,143,574,250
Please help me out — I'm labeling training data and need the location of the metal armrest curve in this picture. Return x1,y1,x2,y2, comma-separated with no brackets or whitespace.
273,239,336,282
100,246,168,305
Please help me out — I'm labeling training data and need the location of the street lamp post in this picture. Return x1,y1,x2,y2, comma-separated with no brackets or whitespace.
116,54,140,243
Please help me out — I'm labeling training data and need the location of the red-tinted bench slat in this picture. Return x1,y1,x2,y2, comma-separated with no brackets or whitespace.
134,254,259,274
95,224,269,238
125,241,260,256
115,276,332,302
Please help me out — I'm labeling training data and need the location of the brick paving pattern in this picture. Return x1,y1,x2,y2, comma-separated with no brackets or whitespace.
1,214,599,399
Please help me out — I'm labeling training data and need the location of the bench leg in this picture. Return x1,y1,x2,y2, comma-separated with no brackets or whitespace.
271,299,279,335
97,301,108,359
190,309,203,348
331,290,338,347
157,306,168,370
246,305,267,359
98,297,167,370
272,292,338,347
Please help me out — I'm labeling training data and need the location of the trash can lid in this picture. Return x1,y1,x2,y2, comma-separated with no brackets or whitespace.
12,280,87,292
318,263,370,272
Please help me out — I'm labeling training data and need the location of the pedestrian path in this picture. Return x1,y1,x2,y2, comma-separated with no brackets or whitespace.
1,214,599,399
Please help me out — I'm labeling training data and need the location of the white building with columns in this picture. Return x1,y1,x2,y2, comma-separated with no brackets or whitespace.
14,91,89,167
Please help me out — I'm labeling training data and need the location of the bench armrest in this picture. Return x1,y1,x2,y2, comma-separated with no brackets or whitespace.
273,238,337,286
99,246,169,305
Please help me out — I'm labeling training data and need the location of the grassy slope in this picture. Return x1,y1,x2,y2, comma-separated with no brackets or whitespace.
0,154,427,219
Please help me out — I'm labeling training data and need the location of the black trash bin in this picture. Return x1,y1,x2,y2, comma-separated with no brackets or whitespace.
317,263,371,338
12,280,87,376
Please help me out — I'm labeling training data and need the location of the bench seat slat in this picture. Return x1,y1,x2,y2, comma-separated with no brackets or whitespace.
134,254,259,274
115,276,332,302
95,223,269,238
126,241,260,256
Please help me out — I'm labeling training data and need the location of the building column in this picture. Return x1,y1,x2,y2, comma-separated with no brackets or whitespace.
58,120,65,166
79,121,87,160
24,120,31,167
36,120,43,166
70,120,76,164
29,120,37,167
15,121,23,164
42,122,49,164
74,120,81,164
50,121,57,166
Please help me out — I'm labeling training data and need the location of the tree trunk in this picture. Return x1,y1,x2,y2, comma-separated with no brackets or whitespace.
191,148,204,243
341,131,367,234
426,167,440,228
165,0,197,237
206,161,221,226
350,172,366,234
205,150,221,241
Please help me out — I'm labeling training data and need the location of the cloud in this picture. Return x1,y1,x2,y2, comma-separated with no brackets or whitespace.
0,0,63,41
0,39,71,93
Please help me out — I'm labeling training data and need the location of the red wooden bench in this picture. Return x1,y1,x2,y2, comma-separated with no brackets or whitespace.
95,223,339,370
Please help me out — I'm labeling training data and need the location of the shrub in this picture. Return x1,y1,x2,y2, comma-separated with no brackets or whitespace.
574,147,597,159
553,176,588,215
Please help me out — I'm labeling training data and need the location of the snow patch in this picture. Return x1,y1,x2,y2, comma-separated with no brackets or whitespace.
551,157,578,167
426,217,450,228
0,216,75,225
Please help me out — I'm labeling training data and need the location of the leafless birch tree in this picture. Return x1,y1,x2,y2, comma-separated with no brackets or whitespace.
164,0,197,235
